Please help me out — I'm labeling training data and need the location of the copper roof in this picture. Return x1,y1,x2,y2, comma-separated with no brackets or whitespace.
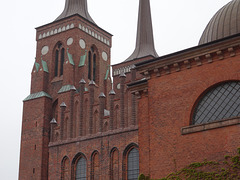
125,0,158,62
55,0,95,24
199,0,240,45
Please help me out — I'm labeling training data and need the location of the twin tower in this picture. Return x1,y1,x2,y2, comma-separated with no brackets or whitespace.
19,0,158,179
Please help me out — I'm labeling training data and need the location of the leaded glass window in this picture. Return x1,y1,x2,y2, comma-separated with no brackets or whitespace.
76,157,86,180
127,148,139,180
193,81,240,125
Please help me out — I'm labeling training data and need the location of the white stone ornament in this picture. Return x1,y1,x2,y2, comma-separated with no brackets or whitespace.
79,39,86,49
67,38,73,46
102,52,108,61
41,46,49,55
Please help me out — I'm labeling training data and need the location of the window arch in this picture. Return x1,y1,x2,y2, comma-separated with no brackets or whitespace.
72,153,87,180
61,156,70,180
91,151,100,180
192,81,240,125
54,42,65,77
123,143,139,180
87,46,98,83
110,148,119,180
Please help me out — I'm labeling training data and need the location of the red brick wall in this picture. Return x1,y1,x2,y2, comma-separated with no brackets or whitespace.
19,97,52,180
48,130,138,180
137,50,240,178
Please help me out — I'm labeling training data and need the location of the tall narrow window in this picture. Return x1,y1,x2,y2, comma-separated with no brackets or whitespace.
54,42,65,77
88,51,92,80
93,54,96,82
55,50,59,77
76,157,87,180
60,48,65,76
127,148,139,180
87,46,98,83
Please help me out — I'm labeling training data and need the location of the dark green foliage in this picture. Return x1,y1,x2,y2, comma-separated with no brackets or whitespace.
141,148,240,180
138,174,150,180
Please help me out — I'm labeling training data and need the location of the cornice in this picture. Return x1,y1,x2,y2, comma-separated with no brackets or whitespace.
135,35,240,79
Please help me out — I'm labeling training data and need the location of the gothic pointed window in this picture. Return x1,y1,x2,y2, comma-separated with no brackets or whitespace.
93,54,96,82
54,42,65,77
76,157,87,180
55,50,59,77
88,51,92,80
60,48,65,76
87,46,98,83
192,81,240,125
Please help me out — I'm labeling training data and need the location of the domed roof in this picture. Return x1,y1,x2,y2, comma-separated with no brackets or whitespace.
199,0,240,45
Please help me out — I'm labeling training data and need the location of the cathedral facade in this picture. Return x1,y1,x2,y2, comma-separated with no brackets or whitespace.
19,0,240,179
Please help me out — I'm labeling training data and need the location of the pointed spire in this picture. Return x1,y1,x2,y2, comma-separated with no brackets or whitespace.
125,0,158,62
55,0,95,24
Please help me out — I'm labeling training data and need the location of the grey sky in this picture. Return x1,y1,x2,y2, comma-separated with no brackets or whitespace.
0,0,231,179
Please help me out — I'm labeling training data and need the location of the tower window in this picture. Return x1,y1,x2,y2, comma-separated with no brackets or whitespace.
93,54,96,82
60,48,65,76
54,43,65,77
88,51,92,80
193,81,240,125
55,50,59,77
88,46,98,83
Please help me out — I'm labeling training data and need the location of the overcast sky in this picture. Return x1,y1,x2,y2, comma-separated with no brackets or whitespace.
0,0,232,179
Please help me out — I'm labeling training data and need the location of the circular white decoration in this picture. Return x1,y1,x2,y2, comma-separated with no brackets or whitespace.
67,38,73,46
117,83,121,90
79,39,86,49
102,51,108,61
41,46,49,55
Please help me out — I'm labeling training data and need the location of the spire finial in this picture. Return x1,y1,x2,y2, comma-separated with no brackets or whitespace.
55,0,95,24
125,0,158,62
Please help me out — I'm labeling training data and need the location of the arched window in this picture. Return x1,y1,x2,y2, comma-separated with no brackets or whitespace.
87,46,98,83
193,81,240,125
91,151,100,180
55,50,59,76
93,54,96,82
110,148,119,180
61,156,70,180
60,48,65,76
54,42,65,77
88,51,92,80
127,148,139,180
76,157,87,180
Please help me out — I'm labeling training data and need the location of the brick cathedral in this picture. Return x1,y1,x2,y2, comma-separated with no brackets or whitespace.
19,0,240,179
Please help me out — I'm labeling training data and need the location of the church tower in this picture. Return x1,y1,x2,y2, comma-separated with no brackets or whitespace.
19,0,112,179
19,0,158,179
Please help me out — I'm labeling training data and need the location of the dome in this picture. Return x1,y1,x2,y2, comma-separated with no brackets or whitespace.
199,0,240,45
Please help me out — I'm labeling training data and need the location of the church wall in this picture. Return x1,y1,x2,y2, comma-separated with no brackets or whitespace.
48,129,138,180
137,48,240,178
